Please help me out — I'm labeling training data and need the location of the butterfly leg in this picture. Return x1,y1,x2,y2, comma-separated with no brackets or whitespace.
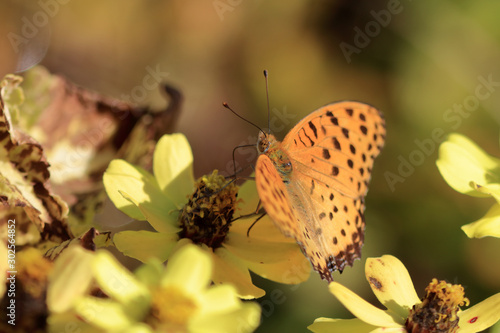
230,199,266,237
244,199,268,236
231,201,264,222
246,211,267,237
229,144,256,178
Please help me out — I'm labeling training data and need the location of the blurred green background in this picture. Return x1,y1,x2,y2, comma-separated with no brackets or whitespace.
1,1,500,332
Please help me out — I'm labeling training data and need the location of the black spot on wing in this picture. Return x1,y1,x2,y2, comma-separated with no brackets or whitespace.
308,121,318,139
301,128,315,146
298,133,307,147
360,125,368,135
323,149,331,159
332,137,341,150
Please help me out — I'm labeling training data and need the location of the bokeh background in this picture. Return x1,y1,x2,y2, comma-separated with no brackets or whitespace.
2,1,500,332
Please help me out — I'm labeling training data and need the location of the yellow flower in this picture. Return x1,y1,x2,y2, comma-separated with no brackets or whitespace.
103,133,310,298
308,255,500,333
48,244,261,333
437,133,500,238
0,247,53,333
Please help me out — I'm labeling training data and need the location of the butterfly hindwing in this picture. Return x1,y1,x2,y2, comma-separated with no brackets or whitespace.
256,154,337,280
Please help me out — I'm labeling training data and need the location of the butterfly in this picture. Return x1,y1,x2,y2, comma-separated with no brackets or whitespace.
255,101,385,281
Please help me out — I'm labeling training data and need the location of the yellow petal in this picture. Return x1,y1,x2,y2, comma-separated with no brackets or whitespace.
113,230,178,262
243,254,311,285
436,133,500,197
231,214,296,244
211,247,265,299
121,325,154,333
197,285,240,314
224,231,304,263
92,251,150,314
47,312,97,333
329,282,403,328
161,244,212,296
369,327,407,333
458,292,500,333
153,133,195,207
134,258,164,287
365,255,420,318
462,203,500,238
74,297,134,330
104,159,177,222
237,176,260,209
0,244,8,297
470,182,500,203
308,318,376,333
47,245,94,313
119,190,181,234
190,301,261,333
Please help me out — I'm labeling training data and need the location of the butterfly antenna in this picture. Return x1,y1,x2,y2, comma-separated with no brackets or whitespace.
222,102,266,136
231,144,255,178
263,70,271,135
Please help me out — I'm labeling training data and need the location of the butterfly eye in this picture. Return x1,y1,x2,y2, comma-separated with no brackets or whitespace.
257,139,269,154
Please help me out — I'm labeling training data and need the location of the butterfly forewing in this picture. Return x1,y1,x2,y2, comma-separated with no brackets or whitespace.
283,102,385,198
255,155,302,239
255,101,385,281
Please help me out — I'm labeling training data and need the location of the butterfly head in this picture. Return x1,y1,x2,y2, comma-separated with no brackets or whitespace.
257,131,277,154
257,131,293,178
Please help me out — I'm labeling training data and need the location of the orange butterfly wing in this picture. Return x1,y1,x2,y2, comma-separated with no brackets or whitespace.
255,101,385,281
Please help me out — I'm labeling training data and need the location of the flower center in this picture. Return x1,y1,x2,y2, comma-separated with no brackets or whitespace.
405,278,469,333
148,285,198,331
178,170,239,249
